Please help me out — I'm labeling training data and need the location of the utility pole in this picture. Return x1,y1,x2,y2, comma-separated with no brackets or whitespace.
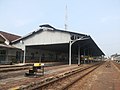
65,4,68,31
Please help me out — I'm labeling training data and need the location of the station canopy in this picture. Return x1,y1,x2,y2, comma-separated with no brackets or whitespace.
27,36,104,56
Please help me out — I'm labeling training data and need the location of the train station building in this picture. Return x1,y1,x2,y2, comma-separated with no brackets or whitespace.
0,24,105,65
0,31,21,64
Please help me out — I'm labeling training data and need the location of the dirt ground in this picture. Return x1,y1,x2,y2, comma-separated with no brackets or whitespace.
69,61,120,90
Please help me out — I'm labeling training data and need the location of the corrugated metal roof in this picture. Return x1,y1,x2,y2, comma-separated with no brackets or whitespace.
12,24,87,43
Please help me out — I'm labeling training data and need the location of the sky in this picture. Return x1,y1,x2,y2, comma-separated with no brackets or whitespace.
0,0,120,57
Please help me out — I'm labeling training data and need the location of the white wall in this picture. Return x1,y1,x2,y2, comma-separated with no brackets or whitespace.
12,30,71,50
24,30,70,45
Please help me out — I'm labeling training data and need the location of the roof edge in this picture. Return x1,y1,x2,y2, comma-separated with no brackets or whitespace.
11,24,87,44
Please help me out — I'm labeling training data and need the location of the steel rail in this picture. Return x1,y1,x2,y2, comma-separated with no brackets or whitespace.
61,63,102,90
29,62,104,90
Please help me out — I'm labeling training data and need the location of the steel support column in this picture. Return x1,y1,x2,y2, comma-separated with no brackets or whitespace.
23,47,26,63
69,41,72,65
78,46,80,65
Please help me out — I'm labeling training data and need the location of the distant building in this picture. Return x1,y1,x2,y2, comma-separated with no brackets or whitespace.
11,24,105,65
0,31,22,64
111,53,120,62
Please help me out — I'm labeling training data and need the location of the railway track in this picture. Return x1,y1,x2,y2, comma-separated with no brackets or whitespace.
0,66,31,80
0,62,66,73
22,62,104,90
111,61,120,72
0,66,32,73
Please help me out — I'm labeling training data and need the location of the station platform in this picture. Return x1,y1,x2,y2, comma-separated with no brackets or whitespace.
0,62,66,68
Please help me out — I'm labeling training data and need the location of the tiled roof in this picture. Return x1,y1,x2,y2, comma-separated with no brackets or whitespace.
0,31,21,42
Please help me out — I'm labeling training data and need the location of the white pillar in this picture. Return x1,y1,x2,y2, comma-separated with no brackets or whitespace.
78,46,80,65
69,41,71,65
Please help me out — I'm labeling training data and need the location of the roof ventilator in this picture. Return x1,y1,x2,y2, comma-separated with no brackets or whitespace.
39,24,55,31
